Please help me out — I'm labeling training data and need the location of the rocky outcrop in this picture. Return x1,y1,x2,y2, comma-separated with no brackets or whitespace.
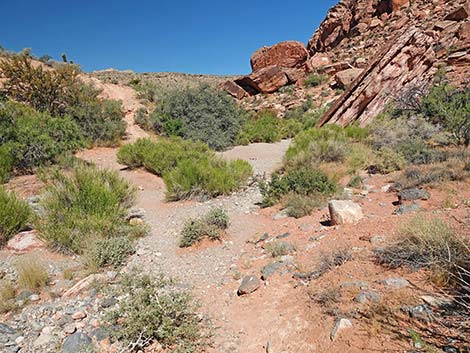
251,41,309,71
223,41,312,97
307,0,410,54
334,68,363,89
317,27,437,127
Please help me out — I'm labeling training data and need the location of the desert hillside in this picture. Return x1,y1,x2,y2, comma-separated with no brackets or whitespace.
0,1,469,353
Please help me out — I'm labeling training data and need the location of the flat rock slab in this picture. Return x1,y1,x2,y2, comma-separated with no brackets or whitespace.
6,230,45,254
381,277,410,289
237,275,261,296
398,188,430,203
328,200,363,225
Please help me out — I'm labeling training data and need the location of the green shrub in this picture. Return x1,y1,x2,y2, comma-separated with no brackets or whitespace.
149,84,245,150
422,84,470,145
372,148,406,174
37,165,140,253
304,73,328,87
0,100,86,174
106,272,205,352
0,144,14,183
119,138,252,201
87,236,135,268
264,241,295,257
282,193,321,218
0,187,31,245
261,167,336,207
347,175,364,188
179,208,229,247
237,110,282,144
0,54,125,145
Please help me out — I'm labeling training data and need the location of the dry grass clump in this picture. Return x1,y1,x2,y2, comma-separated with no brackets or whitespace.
377,217,469,311
16,255,49,291
0,281,17,313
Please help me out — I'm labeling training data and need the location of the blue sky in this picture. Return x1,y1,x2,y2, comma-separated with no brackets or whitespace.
1,0,338,75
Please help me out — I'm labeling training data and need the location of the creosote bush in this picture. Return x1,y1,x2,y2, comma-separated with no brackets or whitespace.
118,138,253,201
36,164,145,255
180,207,229,247
0,187,31,246
148,84,245,150
282,193,322,219
0,54,125,146
87,236,135,269
106,272,205,352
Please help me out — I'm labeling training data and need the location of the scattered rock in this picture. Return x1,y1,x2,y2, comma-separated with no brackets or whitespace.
398,188,430,203
381,277,410,289
221,80,248,99
330,318,353,341
444,5,469,21
370,235,386,244
394,202,420,215
6,230,45,254
62,332,92,353
275,232,290,240
64,324,77,335
261,262,284,280
420,295,453,307
62,274,106,298
328,200,364,225
29,294,40,302
355,291,381,304
0,323,15,335
237,275,261,296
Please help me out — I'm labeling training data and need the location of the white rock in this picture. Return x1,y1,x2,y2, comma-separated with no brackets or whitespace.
328,200,364,225
330,318,353,340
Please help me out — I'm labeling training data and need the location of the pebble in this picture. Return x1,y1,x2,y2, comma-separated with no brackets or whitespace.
381,277,410,289
29,294,40,302
237,275,261,296
71,311,86,320
64,324,77,335
62,332,92,353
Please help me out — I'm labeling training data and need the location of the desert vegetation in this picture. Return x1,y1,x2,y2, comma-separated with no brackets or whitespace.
0,186,31,245
179,207,229,247
117,138,253,200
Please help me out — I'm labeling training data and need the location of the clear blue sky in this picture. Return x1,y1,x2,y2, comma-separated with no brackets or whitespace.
1,0,338,75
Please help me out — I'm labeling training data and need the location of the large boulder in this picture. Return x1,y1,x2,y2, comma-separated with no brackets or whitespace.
221,80,248,99
236,66,289,94
335,68,363,89
251,41,309,72
328,200,363,225
6,230,45,254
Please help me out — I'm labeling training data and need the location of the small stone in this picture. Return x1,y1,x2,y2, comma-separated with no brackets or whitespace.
0,323,15,335
370,235,386,244
330,318,353,341
91,327,109,341
15,336,24,345
64,324,76,335
261,262,284,280
398,188,430,203
62,332,92,353
394,203,420,215
34,332,54,347
237,275,261,296
381,277,410,289
16,290,32,301
355,291,381,304
272,210,289,220
90,319,100,328
29,294,40,302
275,232,290,240
100,297,117,308
71,311,86,320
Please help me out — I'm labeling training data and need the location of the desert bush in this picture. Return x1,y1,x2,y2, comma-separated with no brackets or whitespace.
314,248,353,278
0,187,31,246
371,148,406,174
304,73,328,87
0,100,86,175
261,167,336,207
282,193,321,218
394,158,468,189
179,208,229,247
0,54,125,145
0,281,16,314
149,84,245,150
0,144,14,183
422,84,470,145
37,164,142,254
237,110,282,144
87,236,135,268
264,241,296,257
377,217,469,306
106,272,205,352
347,175,364,188
16,255,49,291
134,107,151,130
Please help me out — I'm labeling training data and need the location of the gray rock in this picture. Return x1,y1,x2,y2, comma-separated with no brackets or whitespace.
398,188,430,203
272,209,289,220
237,275,261,296
381,277,410,289
62,332,92,353
355,291,381,304
403,304,434,322
90,327,109,341
275,232,290,240
16,290,33,302
261,262,284,280
0,323,15,335
100,297,117,308
394,202,420,215
330,318,353,341
340,281,369,289
370,235,386,244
